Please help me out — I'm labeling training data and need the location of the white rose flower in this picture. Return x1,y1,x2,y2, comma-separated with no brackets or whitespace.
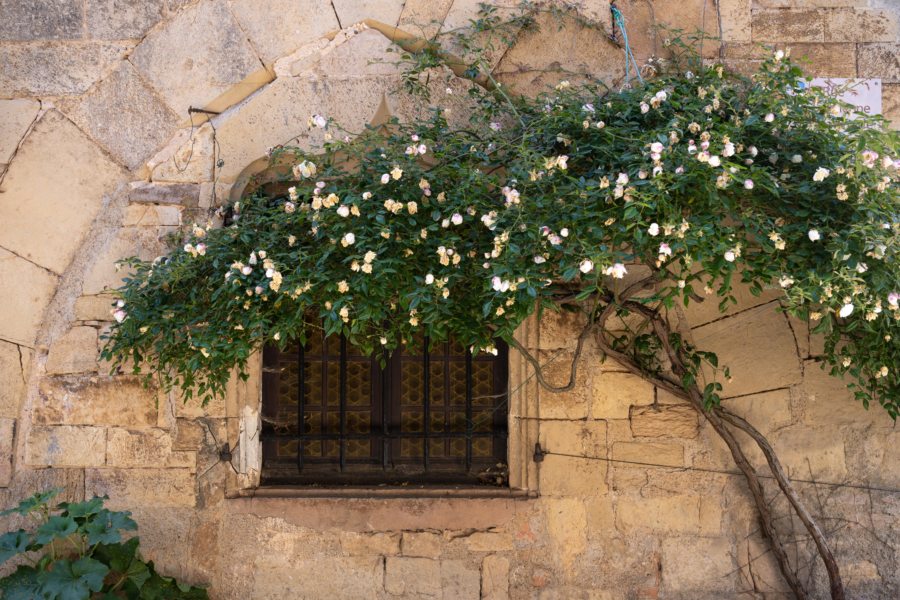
839,303,854,318
648,223,660,236
808,229,821,241
579,259,594,274
341,232,356,247
336,205,350,217
813,167,830,182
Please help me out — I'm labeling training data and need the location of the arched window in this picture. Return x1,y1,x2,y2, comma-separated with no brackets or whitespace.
261,332,509,486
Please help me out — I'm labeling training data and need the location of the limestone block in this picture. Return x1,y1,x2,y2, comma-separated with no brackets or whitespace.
0,99,39,164
401,531,442,558
661,537,735,593
316,29,403,79
885,83,900,129
800,362,878,425
609,0,721,62
251,557,384,599
616,495,721,535
755,0,866,6
340,531,400,556
464,532,513,553
681,272,783,327
0,110,128,274
539,454,607,496
73,295,113,322
629,405,698,439
535,351,590,419
227,0,338,65
26,425,107,467
106,428,195,469
63,61,180,170
494,12,624,94
398,0,454,39
332,0,406,28
726,40,859,77
81,226,168,295
85,468,196,508
692,302,802,398
85,0,164,39
441,559,480,599
0,0,83,40
721,388,792,434
35,377,158,427
584,496,616,533
752,9,825,42
537,308,585,351
148,125,215,183
0,340,28,417
824,9,899,43
612,441,684,468
213,76,390,184
0,41,130,96
129,0,262,115
858,43,900,82
591,372,654,420
384,557,441,597
439,0,524,70
544,497,587,571
123,204,182,227
719,0,752,43
45,327,99,375
0,249,59,347
770,426,847,479
539,420,606,457
128,181,200,205
0,418,14,487
481,554,510,600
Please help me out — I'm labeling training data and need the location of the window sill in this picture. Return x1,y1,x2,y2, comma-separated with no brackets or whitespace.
228,485,536,500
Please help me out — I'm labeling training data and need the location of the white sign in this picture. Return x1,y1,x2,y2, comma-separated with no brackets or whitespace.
808,78,882,116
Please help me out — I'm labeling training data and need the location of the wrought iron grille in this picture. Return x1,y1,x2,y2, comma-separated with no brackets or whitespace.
260,330,509,486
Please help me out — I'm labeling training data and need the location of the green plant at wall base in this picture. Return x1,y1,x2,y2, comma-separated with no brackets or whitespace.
0,489,208,599
102,44,899,416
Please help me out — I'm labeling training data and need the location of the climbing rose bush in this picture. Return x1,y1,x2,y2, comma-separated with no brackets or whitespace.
102,47,899,416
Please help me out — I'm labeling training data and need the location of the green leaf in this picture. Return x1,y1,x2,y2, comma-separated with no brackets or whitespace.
83,510,137,546
0,488,60,517
40,557,109,600
34,515,78,545
60,496,106,520
0,565,43,600
0,530,31,566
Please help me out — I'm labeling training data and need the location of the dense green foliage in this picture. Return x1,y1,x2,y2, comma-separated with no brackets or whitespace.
0,490,207,599
101,43,899,416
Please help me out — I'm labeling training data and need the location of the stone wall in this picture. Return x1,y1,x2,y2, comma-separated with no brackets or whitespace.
1,1,899,598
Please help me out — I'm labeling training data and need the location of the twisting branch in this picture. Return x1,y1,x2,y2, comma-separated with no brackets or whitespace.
505,312,594,392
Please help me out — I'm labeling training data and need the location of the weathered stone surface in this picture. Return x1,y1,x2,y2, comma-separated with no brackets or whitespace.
885,83,900,128
726,42,859,77
752,9,824,42
123,203,182,227
0,41,130,96
252,557,384,599
719,0,752,43
537,309,585,351
858,43,900,82
771,426,847,479
81,226,168,295
481,554,510,600
545,497,587,571
661,537,735,593
35,377,158,427
45,327,99,375
128,181,200,205
332,0,405,28
148,125,215,183
64,61,179,169
0,110,128,274
0,249,58,347
540,420,606,457
85,468,196,507
539,454,607,496
611,0,721,61
465,531,513,553
440,560,480,599
591,372,654,420
85,0,164,39
754,0,866,6
692,302,802,398
130,0,262,115
0,340,27,417
801,363,879,424
26,425,106,467
612,441,684,468
0,99,39,164
630,405,698,439
494,12,624,94
228,0,338,65
0,0,83,40
74,295,115,322
401,531,442,558
722,388,792,433
535,350,590,419
824,8,898,42
398,0,454,39
340,531,400,556
106,428,195,469
316,28,402,79
0,418,14,486
384,557,441,597
617,495,721,535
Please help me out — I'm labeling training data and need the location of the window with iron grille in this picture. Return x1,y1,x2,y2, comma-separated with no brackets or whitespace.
260,329,509,486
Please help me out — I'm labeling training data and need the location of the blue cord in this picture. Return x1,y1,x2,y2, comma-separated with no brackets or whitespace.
611,6,644,86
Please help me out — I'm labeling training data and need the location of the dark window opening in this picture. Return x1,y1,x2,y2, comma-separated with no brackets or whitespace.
260,330,509,486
